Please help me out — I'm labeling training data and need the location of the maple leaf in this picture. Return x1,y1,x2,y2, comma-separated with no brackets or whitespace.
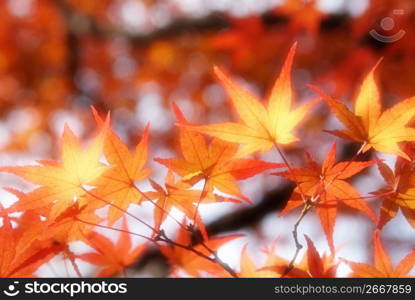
78,218,147,277
1,123,107,220
4,187,102,243
0,213,63,277
238,242,288,278
183,43,319,157
301,235,338,278
145,171,240,239
90,108,152,225
375,156,415,229
310,61,415,160
159,222,243,277
45,201,103,243
262,235,338,277
155,104,283,203
274,142,377,252
344,230,415,277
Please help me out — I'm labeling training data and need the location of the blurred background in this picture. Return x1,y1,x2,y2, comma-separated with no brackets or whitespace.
0,0,414,277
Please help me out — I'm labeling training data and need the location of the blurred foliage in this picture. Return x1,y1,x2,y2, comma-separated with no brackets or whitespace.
0,0,414,156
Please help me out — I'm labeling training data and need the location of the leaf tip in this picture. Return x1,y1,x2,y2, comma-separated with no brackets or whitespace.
172,102,187,124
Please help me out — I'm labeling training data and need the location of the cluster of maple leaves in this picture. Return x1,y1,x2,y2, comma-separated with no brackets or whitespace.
1,42,415,278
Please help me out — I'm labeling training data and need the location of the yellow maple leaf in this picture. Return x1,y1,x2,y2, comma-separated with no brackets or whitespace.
2,123,107,220
310,60,415,160
184,43,319,157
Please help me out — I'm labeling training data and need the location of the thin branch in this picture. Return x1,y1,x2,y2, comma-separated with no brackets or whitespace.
76,217,154,242
273,143,312,273
83,188,156,234
281,203,312,277
199,240,239,278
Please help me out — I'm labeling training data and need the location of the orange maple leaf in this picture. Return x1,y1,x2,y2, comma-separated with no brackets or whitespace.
4,187,101,243
344,230,415,277
1,122,107,220
78,218,147,277
90,108,152,225
45,202,103,243
310,61,415,160
145,171,240,239
238,243,287,278
184,43,319,157
262,235,338,278
0,213,62,277
155,104,284,203
274,142,377,252
375,157,415,229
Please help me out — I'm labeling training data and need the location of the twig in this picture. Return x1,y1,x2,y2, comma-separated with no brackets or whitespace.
273,143,312,274
199,240,239,278
281,202,312,277
83,188,157,234
76,218,154,243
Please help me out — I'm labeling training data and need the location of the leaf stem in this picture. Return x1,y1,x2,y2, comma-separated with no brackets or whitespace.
133,184,187,230
83,188,157,234
76,218,154,242
273,143,308,203
323,190,394,204
63,245,83,278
